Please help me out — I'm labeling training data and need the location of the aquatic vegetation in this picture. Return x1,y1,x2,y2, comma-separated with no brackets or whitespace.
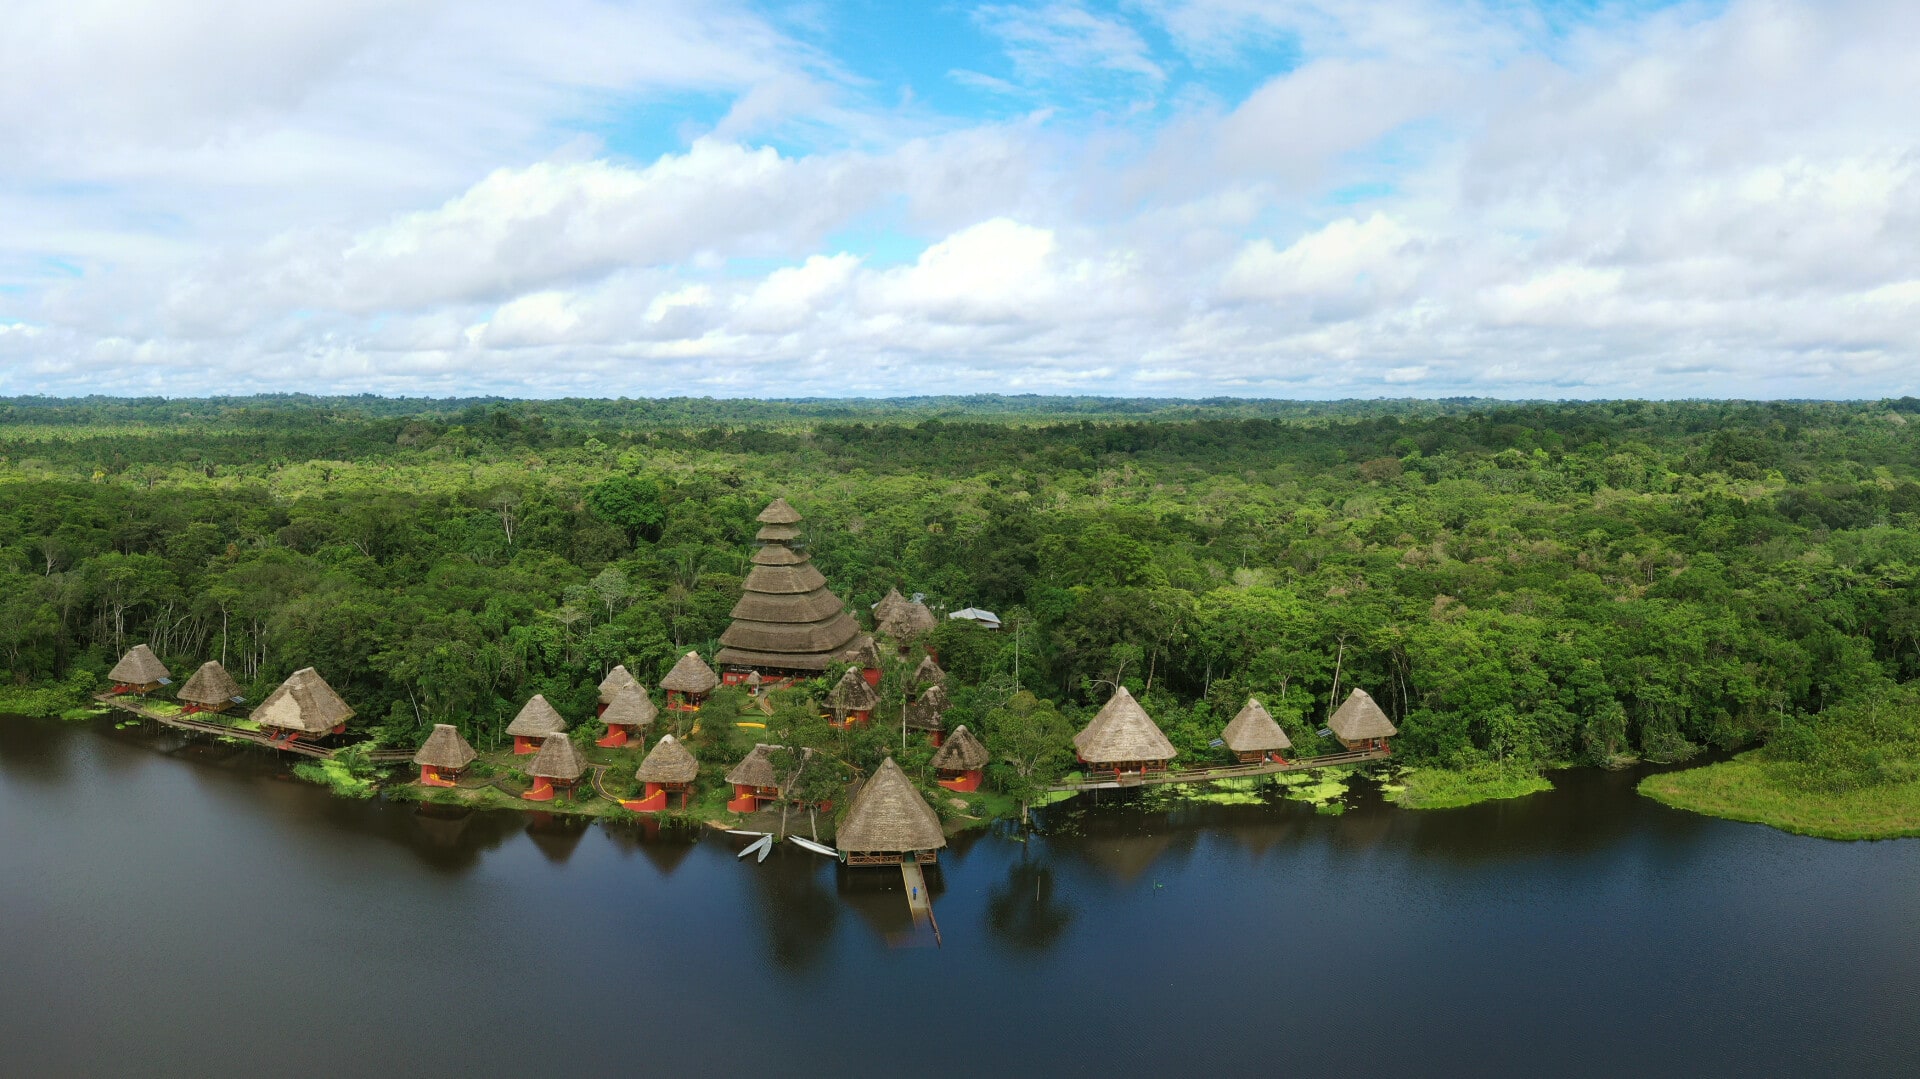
1385,762,1552,809
292,759,377,799
1642,752,1920,841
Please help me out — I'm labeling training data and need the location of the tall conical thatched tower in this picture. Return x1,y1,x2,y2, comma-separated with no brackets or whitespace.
714,498,862,678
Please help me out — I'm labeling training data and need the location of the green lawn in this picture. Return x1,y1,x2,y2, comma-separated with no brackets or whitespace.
1639,751,1920,841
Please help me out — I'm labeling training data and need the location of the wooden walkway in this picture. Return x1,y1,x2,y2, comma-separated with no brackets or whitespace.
1047,747,1390,793
97,694,411,764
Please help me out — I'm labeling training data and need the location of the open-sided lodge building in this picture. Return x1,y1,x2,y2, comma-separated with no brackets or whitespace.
628,734,698,812
715,498,863,681
1073,686,1177,775
932,724,989,792
597,682,657,748
597,665,638,717
507,694,568,754
661,651,721,710
1327,688,1397,752
413,723,478,787
1222,698,1291,764
108,644,170,695
836,757,947,866
253,667,354,743
824,666,878,728
175,660,244,714
525,733,586,802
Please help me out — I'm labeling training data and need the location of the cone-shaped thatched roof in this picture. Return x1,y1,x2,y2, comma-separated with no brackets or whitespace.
413,723,478,770
932,724,989,772
911,654,946,692
725,743,810,790
825,667,879,712
1328,688,1397,740
529,733,587,781
757,497,803,524
506,693,568,738
176,660,242,705
905,682,950,731
1222,697,1292,753
253,668,355,733
598,664,638,705
109,644,170,684
836,757,947,854
881,600,938,641
871,587,907,624
839,635,882,668
1073,687,1177,764
635,734,699,785
601,682,658,729
660,651,720,694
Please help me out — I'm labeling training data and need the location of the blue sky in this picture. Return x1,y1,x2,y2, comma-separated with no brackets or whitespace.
0,0,1913,399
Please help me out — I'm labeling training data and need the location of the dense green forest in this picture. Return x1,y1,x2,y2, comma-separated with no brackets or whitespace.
5,394,1920,809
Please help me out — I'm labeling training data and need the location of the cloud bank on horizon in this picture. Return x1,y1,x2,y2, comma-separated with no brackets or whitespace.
0,0,1915,400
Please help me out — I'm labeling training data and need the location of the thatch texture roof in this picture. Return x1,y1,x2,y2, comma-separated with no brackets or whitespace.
911,655,946,692
1222,698,1292,753
413,724,477,770
725,743,811,790
109,644,169,684
601,683,658,729
755,521,803,543
660,652,720,694
826,667,880,712
750,544,807,567
739,561,829,595
253,668,355,733
837,635,882,668
176,660,242,705
757,497,803,525
1073,687,1177,764
506,693,568,738
1328,688,1397,740
871,587,907,624
880,600,937,641
836,757,947,854
597,664,638,705
718,613,862,655
905,683,950,731
529,733,587,781
635,734,699,785
932,725,989,772
729,588,846,624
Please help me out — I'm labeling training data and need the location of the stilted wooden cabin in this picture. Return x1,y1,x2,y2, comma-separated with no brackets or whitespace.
596,682,657,748
1327,688,1397,752
413,723,478,787
905,682,951,745
825,667,878,728
1222,697,1291,764
879,599,937,655
1072,686,1177,775
107,644,170,695
524,733,586,802
175,660,244,714
836,757,947,866
725,743,816,813
840,635,884,686
661,651,720,711
715,498,863,682
932,724,989,792
253,667,354,744
506,693,568,754
597,665,638,717
910,654,946,695
627,734,698,812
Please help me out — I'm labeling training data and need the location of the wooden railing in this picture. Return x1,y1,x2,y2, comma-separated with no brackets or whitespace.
1048,747,1390,792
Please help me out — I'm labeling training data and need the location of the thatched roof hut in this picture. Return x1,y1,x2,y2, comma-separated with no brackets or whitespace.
717,499,862,674
108,644,170,686
529,733,587,782
911,654,946,693
840,635,882,669
660,651,721,695
871,587,907,625
836,757,947,858
1073,687,1177,767
825,667,879,714
598,664,638,705
176,660,243,707
757,497,803,525
1327,688,1397,744
1222,698,1292,755
881,599,938,641
726,743,811,792
635,734,699,786
413,723,478,770
253,668,355,734
932,724,989,773
601,682,658,730
506,694,568,738
905,682,950,732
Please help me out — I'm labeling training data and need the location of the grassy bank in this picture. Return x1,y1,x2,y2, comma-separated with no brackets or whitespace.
0,670,107,720
1382,761,1553,810
1639,751,1920,840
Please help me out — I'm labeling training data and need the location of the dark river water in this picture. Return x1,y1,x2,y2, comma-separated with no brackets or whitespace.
4,715,1918,1078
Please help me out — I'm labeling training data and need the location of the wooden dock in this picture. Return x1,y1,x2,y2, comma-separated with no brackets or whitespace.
1047,747,1390,793
96,694,412,763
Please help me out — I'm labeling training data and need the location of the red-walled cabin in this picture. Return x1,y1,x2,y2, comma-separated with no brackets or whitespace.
661,651,721,711
625,734,698,812
505,693,567,754
413,724,478,788
596,682,657,748
524,733,586,802
931,724,989,792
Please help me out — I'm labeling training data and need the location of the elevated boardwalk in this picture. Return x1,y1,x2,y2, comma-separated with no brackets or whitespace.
1048,747,1389,792
96,694,413,763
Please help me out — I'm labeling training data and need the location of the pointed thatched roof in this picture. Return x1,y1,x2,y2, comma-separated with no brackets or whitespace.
1328,688,1397,740
725,743,812,791
836,757,947,854
598,664,638,705
825,667,879,712
718,498,862,673
506,694,568,738
757,497,803,525
660,651,720,694
755,521,803,543
1222,698,1292,753
635,734,699,785
871,587,907,624
176,660,242,706
413,723,478,770
601,682,658,729
905,682,950,732
529,733,587,781
839,635,882,668
109,644,170,685
911,654,946,693
931,724,989,772
253,668,355,733
881,600,937,641
1073,686,1176,764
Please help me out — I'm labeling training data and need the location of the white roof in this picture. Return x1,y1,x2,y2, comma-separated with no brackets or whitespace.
948,607,1001,626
